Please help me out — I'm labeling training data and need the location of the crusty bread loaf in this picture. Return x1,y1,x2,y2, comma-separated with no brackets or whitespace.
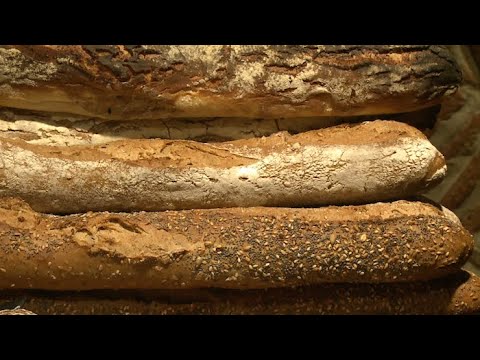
0,197,472,290
3,271,479,315
0,45,460,119
0,120,446,214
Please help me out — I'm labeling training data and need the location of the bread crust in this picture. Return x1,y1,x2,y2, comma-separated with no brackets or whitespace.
0,45,461,119
0,120,446,214
2,271,479,315
0,197,472,289
0,106,441,146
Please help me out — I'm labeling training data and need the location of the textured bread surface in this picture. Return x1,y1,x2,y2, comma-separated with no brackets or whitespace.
0,120,446,214
0,106,441,146
2,271,479,315
0,45,460,119
0,197,472,290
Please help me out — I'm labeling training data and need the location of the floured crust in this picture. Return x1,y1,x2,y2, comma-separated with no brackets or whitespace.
2,271,479,315
0,120,446,214
0,45,461,119
0,107,441,146
0,198,472,289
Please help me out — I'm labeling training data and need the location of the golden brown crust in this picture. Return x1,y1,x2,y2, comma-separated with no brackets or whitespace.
0,198,472,290
0,45,461,119
3,119,429,165
3,271,479,315
0,120,446,214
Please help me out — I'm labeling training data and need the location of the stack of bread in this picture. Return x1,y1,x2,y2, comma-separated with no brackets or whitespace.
0,45,479,315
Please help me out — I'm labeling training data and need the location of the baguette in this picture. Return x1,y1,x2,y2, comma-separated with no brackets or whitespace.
0,197,472,290
2,271,479,315
0,45,460,119
0,120,446,214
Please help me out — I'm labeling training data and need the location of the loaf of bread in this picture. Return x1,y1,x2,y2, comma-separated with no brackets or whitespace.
2,271,479,315
0,197,472,290
0,46,460,120
0,120,446,214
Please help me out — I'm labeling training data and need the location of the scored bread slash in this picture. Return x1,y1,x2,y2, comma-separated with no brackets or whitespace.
0,45,460,119
0,197,473,290
0,120,446,214
2,271,479,315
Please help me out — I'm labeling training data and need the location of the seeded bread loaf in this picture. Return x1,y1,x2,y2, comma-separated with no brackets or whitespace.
0,197,472,290
0,121,446,214
2,271,479,315
0,45,460,120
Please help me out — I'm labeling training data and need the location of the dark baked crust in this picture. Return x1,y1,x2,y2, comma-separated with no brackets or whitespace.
0,45,461,119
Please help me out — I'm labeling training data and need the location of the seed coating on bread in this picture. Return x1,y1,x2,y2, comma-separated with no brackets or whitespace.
0,197,472,290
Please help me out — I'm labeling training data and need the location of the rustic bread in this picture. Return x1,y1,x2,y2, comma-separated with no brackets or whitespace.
0,197,472,290
0,45,460,120
3,271,479,315
0,120,446,214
